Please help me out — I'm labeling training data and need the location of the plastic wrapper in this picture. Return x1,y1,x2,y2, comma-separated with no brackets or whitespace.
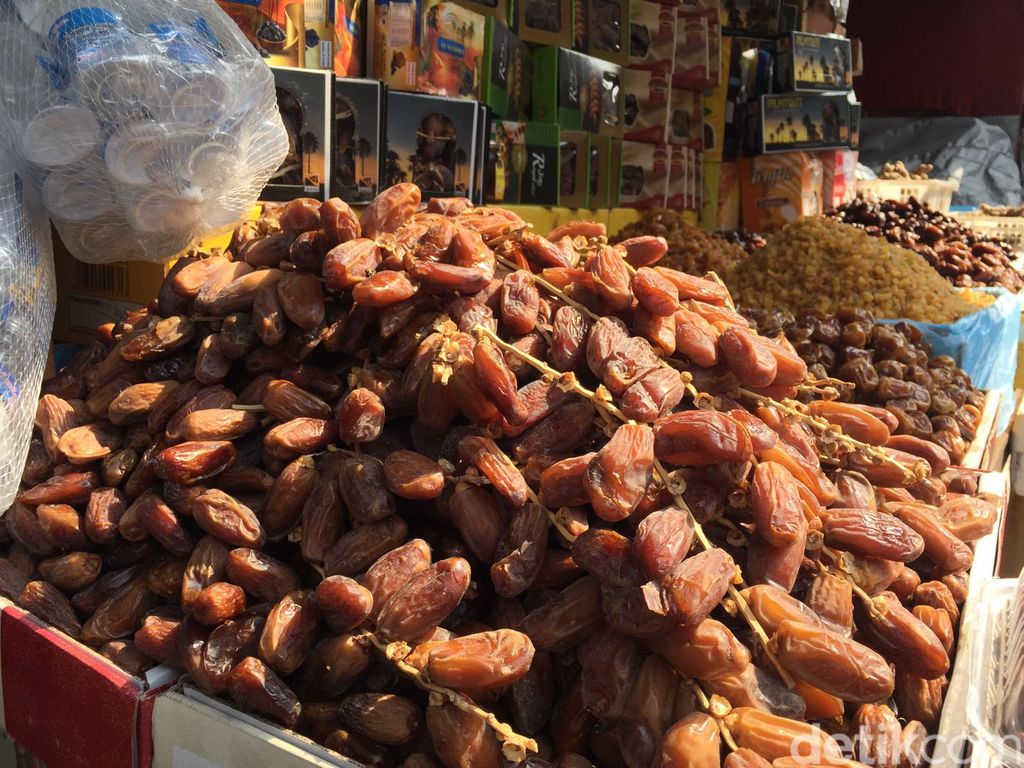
880,288,1023,432
0,0,288,264
0,149,55,510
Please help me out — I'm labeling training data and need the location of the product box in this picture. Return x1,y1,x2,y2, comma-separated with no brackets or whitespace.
417,0,487,98
673,9,709,89
217,0,334,69
718,159,740,229
453,0,509,21
385,91,479,198
801,0,847,35
670,87,703,149
619,140,668,209
609,137,622,207
759,92,850,153
481,18,530,118
624,68,671,143
0,597,178,768
267,66,332,201
778,2,800,34
630,0,676,71
532,46,624,135
574,0,630,65
820,148,857,208
668,144,686,210
560,131,591,207
369,0,421,90
774,32,852,92
332,0,363,76
590,135,613,209
516,0,572,46
740,151,822,232
719,0,780,37
487,121,552,204
848,101,861,148
333,77,385,204
475,102,491,203
703,77,727,162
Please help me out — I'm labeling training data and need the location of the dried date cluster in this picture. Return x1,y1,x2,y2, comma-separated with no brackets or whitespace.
0,185,1000,768
743,307,985,468
827,197,1023,293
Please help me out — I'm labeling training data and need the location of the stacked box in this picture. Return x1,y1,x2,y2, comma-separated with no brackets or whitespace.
532,47,624,136
574,0,629,65
630,0,676,72
452,0,509,21
384,92,479,199
820,148,858,208
481,18,531,118
267,66,333,201
670,88,703,149
486,121,560,205
333,77,385,204
560,131,591,207
417,0,487,98
739,151,822,232
516,0,572,45
774,32,853,92
369,0,421,91
619,140,668,209
590,135,613,209
623,69,671,143
719,0,781,37
217,1,334,70
759,92,851,153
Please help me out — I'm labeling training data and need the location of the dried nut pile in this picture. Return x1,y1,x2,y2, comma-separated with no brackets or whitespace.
726,218,991,323
2,185,999,768
615,208,749,277
743,307,986,467
827,197,1023,293
877,161,934,180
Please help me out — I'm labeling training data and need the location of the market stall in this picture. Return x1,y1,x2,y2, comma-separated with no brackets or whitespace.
0,1,1020,768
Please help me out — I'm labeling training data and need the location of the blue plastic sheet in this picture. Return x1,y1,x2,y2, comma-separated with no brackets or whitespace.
880,288,1022,433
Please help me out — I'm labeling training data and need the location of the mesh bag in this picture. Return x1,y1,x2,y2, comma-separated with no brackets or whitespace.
0,0,288,264
0,149,55,510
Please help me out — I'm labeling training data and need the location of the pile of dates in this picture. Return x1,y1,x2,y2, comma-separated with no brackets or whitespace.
744,307,985,468
826,197,1023,292
0,184,1000,768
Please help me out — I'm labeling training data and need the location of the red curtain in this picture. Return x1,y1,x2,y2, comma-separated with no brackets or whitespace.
846,0,1024,116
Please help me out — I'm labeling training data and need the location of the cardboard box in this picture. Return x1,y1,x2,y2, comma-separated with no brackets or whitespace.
668,144,686,210
217,1,334,69
453,0,509,22
619,140,668,209
778,2,800,33
703,76,728,162
332,0,363,77
267,66,332,201
820,148,857,208
848,101,861,148
630,0,676,72
481,18,531,118
719,0,781,37
531,46,624,135
369,0,421,90
700,156,719,229
574,0,629,65
670,87,703,149
486,121,560,205
384,91,479,199
417,0,487,98
590,135,612,209
623,68,671,143
718,159,740,229
333,77,384,205
475,102,491,203
740,151,822,232
0,597,177,768
759,92,850,153
516,0,572,45
775,32,852,92
560,131,591,207
673,9,709,89
609,137,622,207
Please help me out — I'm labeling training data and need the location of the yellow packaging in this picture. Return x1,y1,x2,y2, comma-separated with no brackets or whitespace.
740,152,822,232
369,0,421,90
718,160,740,230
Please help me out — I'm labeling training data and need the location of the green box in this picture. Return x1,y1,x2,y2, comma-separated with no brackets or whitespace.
531,46,623,136
487,120,560,205
481,18,531,118
560,130,590,208
589,135,611,209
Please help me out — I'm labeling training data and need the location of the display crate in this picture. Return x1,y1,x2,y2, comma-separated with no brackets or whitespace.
0,598,177,768
953,211,1024,255
856,177,959,212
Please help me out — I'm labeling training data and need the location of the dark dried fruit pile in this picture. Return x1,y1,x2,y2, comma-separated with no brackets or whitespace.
743,307,986,468
826,197,1024,292
2,185,1000,768
615,208,750,278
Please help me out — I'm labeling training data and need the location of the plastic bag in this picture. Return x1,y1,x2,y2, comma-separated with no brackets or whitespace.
0,0,288,264
0,149,55,510
880,288,1023,433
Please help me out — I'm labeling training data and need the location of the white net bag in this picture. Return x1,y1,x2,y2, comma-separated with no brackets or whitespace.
0,149,55,510
0,0,288,264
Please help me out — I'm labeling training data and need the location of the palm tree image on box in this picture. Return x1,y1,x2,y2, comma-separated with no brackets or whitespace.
384,149,406,185
301,130,320,186
357,138,373,190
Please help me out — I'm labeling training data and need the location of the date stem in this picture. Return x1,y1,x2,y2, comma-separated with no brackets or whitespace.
356,630,538,763
493,253,602,323
689,681,740,752
475,323,796,688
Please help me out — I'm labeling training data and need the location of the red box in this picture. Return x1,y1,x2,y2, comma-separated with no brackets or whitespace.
0,603,174,768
